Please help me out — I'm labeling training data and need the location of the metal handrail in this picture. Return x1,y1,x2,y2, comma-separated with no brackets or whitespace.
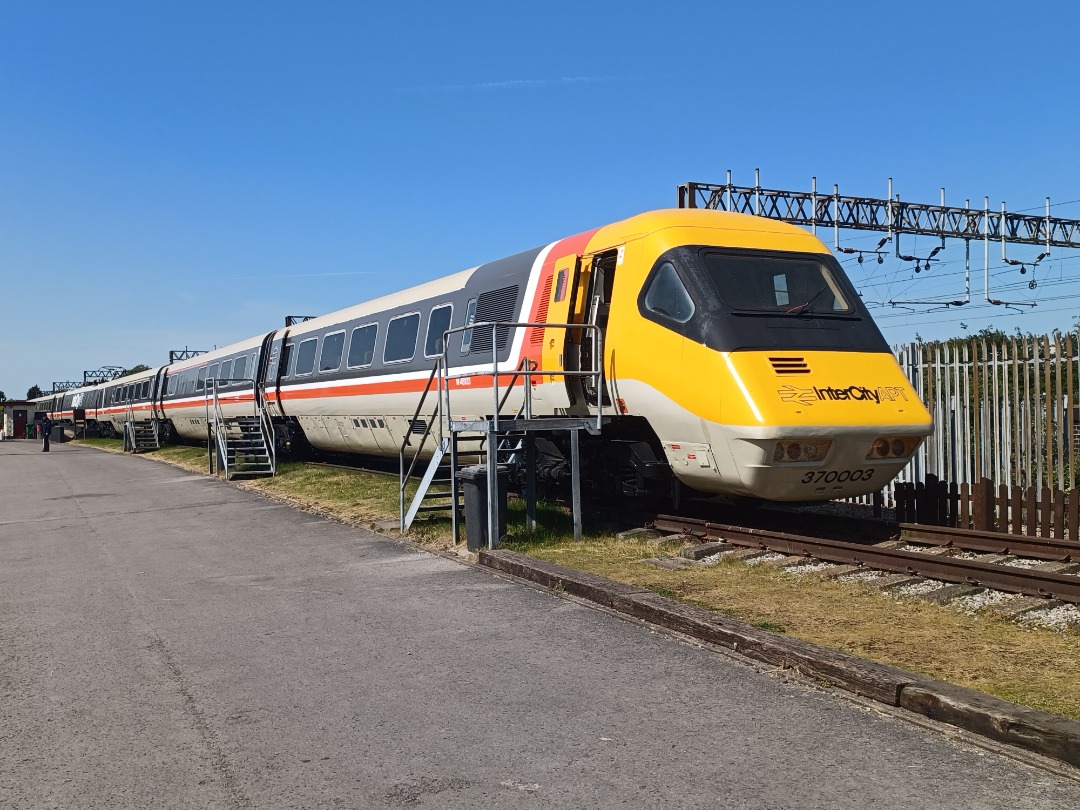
205,380,229,478
399,358,446,529
258,383,277,476
398,321,605,536
438,321,605,434
124,400,136,451
205,377,271,479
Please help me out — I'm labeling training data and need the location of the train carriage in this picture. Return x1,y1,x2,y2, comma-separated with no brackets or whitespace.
42,208,932,503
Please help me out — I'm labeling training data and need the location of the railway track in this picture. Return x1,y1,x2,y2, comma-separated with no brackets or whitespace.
303,455,1080,613
651,514,1080,607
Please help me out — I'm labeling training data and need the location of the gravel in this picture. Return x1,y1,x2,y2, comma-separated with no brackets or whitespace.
951,590,1015,613
744,552,787,566
890,579,944,598
784,561,839,575
1021,604,1080,630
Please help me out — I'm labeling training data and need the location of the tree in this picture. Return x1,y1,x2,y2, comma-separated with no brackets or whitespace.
26,385,43,399
0,390,6,402
118,364,151,378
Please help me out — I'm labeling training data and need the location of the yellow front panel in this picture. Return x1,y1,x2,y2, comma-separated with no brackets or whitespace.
571,210,930,434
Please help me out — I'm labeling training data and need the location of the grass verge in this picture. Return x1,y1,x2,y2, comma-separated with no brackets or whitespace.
72,438,1080,721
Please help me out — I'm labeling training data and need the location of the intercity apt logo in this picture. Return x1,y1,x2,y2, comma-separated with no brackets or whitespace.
777,384,909,406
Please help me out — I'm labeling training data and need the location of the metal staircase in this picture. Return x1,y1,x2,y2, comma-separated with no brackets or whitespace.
123,402,160,453
399,320,606,547
206,379,277,480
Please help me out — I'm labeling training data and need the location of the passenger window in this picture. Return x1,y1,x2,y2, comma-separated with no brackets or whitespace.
320,331,345,372
425,304,453,357
207,364,220,389
141,381,149,398
348,324,378,368
461,299,477,353
196,367,207,391
384,313,420,364
295,338,318,376
643,262,696,324
219,360,233,384
233,355,248,380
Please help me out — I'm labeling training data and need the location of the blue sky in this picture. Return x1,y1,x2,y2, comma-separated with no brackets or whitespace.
3,1,1080,399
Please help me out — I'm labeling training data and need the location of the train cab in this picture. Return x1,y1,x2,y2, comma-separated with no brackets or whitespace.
532,209,932,500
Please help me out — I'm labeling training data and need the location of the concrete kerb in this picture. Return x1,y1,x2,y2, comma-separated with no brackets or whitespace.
479,548,1080,771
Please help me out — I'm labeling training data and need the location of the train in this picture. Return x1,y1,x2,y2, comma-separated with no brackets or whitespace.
37,208,933,502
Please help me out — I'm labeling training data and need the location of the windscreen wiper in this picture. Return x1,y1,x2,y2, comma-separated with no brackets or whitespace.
785,286,828,315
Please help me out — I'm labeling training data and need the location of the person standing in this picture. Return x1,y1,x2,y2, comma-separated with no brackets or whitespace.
41,415,53,452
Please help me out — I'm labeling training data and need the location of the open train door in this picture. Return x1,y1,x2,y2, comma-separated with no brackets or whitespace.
152,365,169,422
577,248,618,411
539,254,582,409
257,330,284,417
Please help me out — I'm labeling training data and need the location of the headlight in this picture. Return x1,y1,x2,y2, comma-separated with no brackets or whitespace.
773,439,832,463
867,436,920,460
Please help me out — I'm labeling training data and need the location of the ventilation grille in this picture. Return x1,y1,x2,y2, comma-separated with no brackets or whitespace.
530,276,554,345
409,419,428,435
769,356,810,374
471,285,519,354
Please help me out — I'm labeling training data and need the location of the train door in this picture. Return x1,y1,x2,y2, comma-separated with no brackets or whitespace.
540,254,582,409
577,248,618,409
152,366,168,421
258,330,285,417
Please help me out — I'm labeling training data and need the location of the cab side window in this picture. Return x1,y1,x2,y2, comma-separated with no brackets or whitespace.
642,262,696,324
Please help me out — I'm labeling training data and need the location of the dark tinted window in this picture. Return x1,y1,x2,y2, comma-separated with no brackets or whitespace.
555,269,568,302
461,299,477,353
233,355,247,380
348,324,377,368
196,367,207,391
643,262,696,324
280,343,294,377
425,305,453,357
295,338,317,376
320,331,345,372
219,360,233,383
701,253,851,314
207,364,220,389
384,313,420,364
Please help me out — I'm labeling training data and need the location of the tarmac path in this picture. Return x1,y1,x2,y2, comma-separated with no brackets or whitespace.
1,439,1078,809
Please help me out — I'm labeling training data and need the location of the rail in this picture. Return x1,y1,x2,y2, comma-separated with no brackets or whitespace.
652,515,1080,604
123,399,137,451
398,321,605,539
258,382,277,476
399,359,446,529
205,379,228,477
437,321,605,434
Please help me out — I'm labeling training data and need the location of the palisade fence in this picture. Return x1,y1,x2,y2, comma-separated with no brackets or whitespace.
874,332,1080,510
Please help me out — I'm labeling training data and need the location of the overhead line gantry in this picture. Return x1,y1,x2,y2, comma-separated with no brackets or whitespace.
678,171,1080,310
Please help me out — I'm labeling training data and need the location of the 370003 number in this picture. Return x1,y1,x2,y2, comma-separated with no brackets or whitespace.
801,469,875,484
